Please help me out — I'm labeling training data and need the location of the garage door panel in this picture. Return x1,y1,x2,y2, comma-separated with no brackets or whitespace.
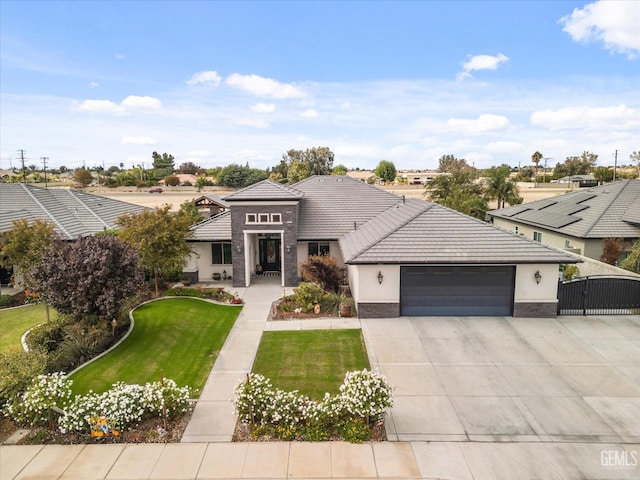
400,266,515,316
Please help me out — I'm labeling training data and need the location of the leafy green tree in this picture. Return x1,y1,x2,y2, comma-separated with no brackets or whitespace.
195,175,207,192
287,160,312,183
484,165,522,209
630,151,640,178
0,219,56,288
374,160,397,183
178,162,200,174
437,154,476,178
332,164,348,176
217,164,268,188
621,240,640,274
554,151,598,180
277,147,335,182
424,175,488,220
593,166,613,183
600,238,624,265
117,205,193,296
179,200,203,225
151,151,175,180
73,168,94,186
31,235,144,323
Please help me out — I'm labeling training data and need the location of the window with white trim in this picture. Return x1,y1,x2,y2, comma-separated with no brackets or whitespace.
271,213,282,223
533,231,542,242
246,214,257,223
308,242,330,256
246,212,283,224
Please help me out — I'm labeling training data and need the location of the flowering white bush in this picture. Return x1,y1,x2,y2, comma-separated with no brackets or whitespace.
4,372,72,426
2,372,192,435
335,369,394,420
233,369,393,439
59,379,192,434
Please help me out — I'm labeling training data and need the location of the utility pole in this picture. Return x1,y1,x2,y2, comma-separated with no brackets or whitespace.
613,150,618,182
18,149,26,183
41,157,49,189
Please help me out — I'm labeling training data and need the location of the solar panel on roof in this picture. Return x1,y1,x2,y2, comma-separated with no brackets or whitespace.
516,210,582,229
570,193,597,204
535,199,558,209
544,203,589,215
503,205,531,217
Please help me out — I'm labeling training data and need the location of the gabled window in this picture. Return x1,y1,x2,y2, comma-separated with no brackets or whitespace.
212,242,232,264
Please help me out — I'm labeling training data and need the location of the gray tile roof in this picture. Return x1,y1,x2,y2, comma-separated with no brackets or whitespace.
0,184,145,240
189,211,232,240
292,176,402,239
488,180,640,239
223,180,305,202
341,198,579,264
194,193,230,208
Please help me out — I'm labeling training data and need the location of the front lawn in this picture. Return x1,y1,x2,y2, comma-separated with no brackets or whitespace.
251,329,370,400
70,298,241,395
0,304,56,353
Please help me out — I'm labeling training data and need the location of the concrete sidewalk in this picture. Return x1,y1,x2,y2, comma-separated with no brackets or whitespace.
3,440,638,479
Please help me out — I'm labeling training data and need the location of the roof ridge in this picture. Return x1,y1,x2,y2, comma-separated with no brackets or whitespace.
580,179,630,237
343,199,431,262
20,184,73,237
66,189,111,230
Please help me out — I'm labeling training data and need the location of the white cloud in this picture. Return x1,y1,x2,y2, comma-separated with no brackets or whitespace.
121,136,156,145
115,53,125,60
187,70,222,88
251,102,276,113
74,95,162,115
226,73,306,98
301,109,319,118
530,104,639,130
121,95,162,109
235,118,270,129
457,53,509,80
446,114,511,134
560,0,640,59
75,99,121,114
90,81,99,88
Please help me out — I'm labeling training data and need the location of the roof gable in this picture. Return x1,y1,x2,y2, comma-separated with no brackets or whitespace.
190,211,232,240
223,179,304,202
489,180,640,239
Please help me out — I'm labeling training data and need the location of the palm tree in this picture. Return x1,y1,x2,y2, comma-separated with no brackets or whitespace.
484,165,522,209
531,151,543,186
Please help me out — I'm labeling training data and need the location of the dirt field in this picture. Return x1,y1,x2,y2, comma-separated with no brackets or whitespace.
93,184,570,210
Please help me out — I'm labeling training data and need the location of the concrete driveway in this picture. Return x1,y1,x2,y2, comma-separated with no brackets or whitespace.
362,315,640,444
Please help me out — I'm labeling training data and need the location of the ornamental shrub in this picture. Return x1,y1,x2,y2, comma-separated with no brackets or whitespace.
300,255,342,293
0,350,48,408
4,372,72,426
233,369,393,442
292,282,325,313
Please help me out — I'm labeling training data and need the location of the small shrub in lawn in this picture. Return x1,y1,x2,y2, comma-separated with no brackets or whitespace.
233,369,393,442
0,294,16,308
0,350,48,408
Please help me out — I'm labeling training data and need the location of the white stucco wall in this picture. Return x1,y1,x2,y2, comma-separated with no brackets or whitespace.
514,264,559,302
296,241,345,276
349,265,400,303
186,242,233,282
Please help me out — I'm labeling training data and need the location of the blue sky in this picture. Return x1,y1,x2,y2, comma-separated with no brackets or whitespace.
1,0,638,171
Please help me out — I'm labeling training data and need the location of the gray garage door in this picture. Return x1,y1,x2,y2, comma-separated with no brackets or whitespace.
400,265,515,316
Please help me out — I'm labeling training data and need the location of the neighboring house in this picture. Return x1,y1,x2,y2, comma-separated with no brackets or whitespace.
193,193,230,218
488,179,640,263
185,176,579,318
554,174,598,188
0,184,145,284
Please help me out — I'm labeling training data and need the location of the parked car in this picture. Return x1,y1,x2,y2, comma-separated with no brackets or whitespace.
148,187,163,193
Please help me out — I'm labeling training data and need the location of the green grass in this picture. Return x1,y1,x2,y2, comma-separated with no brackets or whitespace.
252,329,370,400
70,298,241,395
0,304,56,353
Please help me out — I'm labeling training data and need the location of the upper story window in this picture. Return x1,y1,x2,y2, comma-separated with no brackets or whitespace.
533,231,542,242
246,213,283,224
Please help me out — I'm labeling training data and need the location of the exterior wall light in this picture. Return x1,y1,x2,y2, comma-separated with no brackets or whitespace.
534,270,542,284
377,270,384,285
235,243,242,253
286,244,291,253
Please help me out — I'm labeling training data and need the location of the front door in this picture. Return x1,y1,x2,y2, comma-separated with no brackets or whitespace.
259,238,281,272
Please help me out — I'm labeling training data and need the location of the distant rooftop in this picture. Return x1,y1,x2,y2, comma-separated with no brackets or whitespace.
0,184,145,240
